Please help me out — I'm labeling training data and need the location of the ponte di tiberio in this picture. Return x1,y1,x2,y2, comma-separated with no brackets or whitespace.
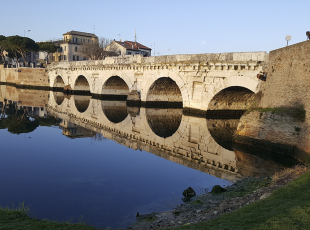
47,52,268,112
44,52,269,180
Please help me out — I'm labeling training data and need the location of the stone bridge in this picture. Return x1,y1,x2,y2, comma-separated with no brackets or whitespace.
47,52,268,111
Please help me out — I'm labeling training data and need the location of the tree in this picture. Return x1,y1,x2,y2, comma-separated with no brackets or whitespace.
6,35,39,65
0,35,6,64
0,105,39,134
38,42,57,64
80,37,118,60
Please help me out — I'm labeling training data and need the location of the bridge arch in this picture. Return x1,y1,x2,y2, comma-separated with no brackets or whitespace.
208,86,256,110
74,75,90,92
200,75,260,111
145,77,183,104
53,75,65,89
102,76,130,95
141,74,189,104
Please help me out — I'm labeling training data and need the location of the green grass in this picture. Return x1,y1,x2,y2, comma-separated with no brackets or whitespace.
245,105,306,122
164,171,310,230
0,202,106,230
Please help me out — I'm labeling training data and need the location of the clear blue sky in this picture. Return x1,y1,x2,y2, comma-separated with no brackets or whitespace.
2,0,309,55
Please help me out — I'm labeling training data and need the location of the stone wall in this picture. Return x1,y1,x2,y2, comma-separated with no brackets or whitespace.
0,66,49,87
236,40,310,155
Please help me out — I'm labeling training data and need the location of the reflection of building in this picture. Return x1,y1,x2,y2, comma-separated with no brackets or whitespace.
52,31,98,62
59,119,96,139
106,40,152,56
18,106,47,118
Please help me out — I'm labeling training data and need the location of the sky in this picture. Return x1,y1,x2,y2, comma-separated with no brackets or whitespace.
1,0,309,55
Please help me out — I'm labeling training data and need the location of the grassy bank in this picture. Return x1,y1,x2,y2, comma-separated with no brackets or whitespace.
0,203,104,230
165,169,310,230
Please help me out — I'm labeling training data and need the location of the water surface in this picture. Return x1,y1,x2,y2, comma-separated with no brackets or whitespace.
0,86,299,229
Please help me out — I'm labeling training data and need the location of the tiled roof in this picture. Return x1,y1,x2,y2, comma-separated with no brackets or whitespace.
115,41,151,50
63,31,98,38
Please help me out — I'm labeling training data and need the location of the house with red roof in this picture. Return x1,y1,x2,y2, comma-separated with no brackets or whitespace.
106,40,152,57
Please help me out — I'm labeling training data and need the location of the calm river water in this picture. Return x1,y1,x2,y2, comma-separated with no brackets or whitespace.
0,86,299,229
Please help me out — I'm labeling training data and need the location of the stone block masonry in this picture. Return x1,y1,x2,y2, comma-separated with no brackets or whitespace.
236,40,310,156
0,66,49,88
47,52,267,112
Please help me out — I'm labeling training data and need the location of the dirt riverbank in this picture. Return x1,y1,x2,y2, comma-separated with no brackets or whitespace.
128,165,308,230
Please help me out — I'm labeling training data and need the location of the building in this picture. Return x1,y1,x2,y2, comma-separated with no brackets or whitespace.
52,31,98,62
106,40,152,57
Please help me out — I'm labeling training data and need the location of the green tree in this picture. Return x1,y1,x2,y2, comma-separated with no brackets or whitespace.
6,35,39,65
38,42,57,64
0,35,6,64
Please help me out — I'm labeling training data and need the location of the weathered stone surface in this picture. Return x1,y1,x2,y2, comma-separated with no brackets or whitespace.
127,90,140,101
236,40,310,155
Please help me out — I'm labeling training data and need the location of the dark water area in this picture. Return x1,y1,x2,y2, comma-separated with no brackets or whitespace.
0,86,300,229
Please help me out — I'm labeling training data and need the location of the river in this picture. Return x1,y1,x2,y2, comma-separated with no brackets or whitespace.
0,85,299,229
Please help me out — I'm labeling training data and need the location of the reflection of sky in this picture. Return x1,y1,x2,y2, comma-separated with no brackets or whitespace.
0,125,229,229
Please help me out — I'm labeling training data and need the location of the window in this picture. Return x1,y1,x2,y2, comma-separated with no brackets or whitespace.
60,55,63,60
73,55,75,61
64,55,67,60
64,46,66,51
128,52,131,55
77,56,79,61
75,47,77,52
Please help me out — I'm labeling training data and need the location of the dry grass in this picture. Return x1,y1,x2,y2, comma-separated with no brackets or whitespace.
272,164,308,182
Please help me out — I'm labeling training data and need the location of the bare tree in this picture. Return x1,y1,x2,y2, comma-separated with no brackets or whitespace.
80,37,118,60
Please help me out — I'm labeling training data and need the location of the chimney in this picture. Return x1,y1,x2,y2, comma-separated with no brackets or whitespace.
120,39,122,42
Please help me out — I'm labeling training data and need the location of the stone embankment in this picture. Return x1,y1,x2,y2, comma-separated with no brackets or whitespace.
235,40,310,160
0,65,49,88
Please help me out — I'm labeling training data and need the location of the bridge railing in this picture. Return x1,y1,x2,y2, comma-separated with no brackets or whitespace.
47,52,268,69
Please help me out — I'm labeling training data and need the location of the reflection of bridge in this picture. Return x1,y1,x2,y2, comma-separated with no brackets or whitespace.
47,52,267,111
48,92,240,180
0,85,293,180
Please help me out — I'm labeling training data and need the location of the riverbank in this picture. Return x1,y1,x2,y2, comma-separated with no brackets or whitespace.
0,203,110,230
129,164,308,229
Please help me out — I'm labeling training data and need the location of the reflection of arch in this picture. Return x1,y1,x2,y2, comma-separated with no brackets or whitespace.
53,76,65,88
146,77,182,103
102,76,130,95
146,108,182,138
74,75,90,92
207,119,240,151
74,95,91,113
208,86,255,110
53,92,64,105
101,101,128,123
